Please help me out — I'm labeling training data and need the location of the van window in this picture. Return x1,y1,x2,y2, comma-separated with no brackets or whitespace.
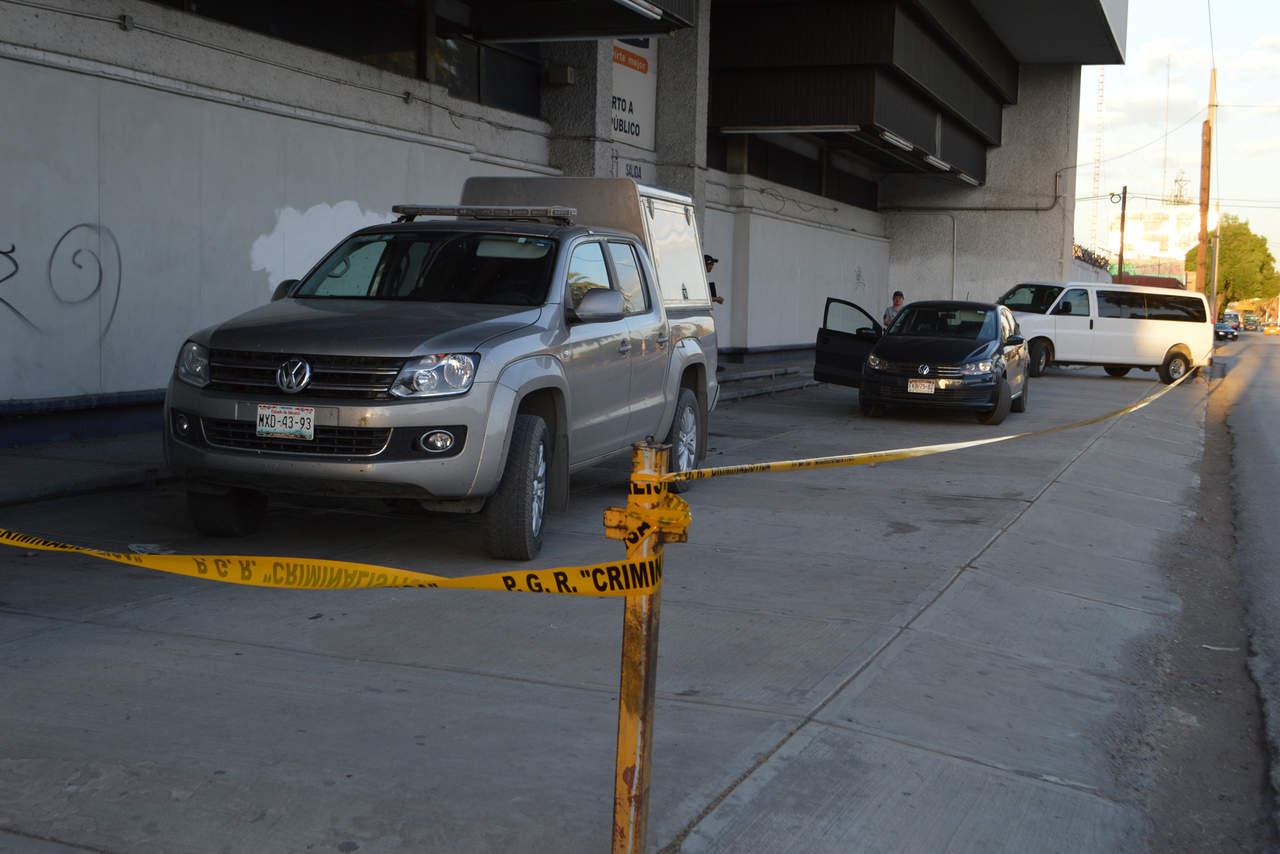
607,242,650,315
1054,288,1091,316
999,284,1063,314
1097,291,1147,319
1147,293,1207,323
566,242,612,310
647,201,709,303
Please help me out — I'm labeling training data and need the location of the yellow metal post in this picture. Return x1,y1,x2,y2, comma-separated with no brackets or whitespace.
605,442,667,854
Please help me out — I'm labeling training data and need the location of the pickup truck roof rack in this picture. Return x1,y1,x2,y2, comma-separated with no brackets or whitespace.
391,205,577,226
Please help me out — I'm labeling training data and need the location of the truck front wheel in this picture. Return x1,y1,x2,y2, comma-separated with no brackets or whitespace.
484,414,548,560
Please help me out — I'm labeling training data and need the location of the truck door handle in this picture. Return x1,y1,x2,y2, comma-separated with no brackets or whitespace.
1090,319,1094,329
655,334,669,348
618,341,632,354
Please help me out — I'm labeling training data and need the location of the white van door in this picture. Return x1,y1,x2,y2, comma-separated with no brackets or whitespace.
1051,286,1094,362
1094,289,1150,364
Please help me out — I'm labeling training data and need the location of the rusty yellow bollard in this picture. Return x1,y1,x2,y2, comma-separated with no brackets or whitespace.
604,442,689,854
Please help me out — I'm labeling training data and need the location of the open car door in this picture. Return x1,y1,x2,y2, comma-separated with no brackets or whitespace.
814,297,881,389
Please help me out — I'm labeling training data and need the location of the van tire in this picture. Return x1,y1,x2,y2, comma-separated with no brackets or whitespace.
977,379,1012,425
484,414,548,561
1028,340,1050,377
1104,366,1131,377
665,388,702,494
1158,353,1191,385
188,487,267,537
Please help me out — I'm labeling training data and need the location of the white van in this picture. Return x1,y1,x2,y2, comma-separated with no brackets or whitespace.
997,281,1212,384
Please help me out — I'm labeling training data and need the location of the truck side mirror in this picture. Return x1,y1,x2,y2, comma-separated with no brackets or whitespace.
271,279,299,302
570,288,625,322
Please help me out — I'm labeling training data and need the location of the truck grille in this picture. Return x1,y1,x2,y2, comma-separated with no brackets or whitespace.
207,350,404,399
201,419,392,456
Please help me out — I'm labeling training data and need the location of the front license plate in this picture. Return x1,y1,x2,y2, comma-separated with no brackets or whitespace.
907,379,935,394
256,404,315,440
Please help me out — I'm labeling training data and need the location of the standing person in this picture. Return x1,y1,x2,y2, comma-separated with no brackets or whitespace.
704,254,724,304
883,290,904,327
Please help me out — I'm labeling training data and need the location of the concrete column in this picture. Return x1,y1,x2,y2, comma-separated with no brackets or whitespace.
540,41,615,177
655,0,711,221
880,64,1083,303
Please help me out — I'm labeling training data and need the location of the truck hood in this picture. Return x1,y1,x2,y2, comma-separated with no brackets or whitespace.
204,299,542,356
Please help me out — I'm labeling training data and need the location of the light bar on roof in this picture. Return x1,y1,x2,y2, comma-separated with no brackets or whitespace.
391,205,577,224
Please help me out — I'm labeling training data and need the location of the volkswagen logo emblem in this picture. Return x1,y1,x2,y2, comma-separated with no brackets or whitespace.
917,364,931,376
276,358,311,393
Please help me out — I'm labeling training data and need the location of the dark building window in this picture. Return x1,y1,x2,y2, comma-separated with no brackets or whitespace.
708,133,878,211
152,0,541,118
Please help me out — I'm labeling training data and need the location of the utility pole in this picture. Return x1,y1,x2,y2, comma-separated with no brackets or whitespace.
1117,186,1128,283
1195,68,1217,292
1210,230,1221,319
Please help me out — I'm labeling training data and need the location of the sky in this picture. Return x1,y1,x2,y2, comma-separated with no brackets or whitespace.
1073,0,1280,263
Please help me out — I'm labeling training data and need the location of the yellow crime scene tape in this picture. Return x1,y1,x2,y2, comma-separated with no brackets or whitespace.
0,528,661,596
0,371,1194,594
668,368,1194,482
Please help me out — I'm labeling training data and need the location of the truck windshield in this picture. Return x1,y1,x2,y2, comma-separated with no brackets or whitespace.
998,284,1063,314
294,232,557,305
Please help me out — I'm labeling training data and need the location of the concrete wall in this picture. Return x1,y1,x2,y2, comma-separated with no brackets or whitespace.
703,173,889,350
880,65,1084,306
0,0,557,405
1071,259,1113,283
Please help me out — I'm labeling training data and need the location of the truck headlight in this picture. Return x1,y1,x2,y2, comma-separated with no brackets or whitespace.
960,359,995,376
176,341,210,388
866,353,887,370
391,354,478,398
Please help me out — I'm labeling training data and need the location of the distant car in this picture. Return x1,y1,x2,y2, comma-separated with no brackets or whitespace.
1265,323,1280,335
814,299,1029,426
1244,319,1259,331
1215,322,1239,341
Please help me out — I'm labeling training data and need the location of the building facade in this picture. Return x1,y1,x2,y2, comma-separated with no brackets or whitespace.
0,0,1126,409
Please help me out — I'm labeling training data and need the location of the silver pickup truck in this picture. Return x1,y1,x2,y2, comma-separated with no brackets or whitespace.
164,178,718,559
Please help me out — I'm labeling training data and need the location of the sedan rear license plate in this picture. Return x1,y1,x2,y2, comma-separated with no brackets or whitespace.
257,404,315,440
907,379,935,394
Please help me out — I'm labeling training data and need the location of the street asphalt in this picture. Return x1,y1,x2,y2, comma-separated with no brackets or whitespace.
0,363,1228,852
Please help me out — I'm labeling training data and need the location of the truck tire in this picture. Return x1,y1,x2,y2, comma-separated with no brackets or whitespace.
665,387,702,494
188,487,267,537
1158,352,1190,385
484,414,548,561
1028,340,1050,377
976,379,1012,425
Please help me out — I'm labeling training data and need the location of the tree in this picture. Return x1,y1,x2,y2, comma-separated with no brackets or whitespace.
1185,214,1280,314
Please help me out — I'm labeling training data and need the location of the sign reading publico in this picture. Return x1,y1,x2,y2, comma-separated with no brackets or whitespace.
611,38,657,151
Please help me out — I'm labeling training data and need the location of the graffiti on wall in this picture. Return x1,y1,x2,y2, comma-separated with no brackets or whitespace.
0,224,122,339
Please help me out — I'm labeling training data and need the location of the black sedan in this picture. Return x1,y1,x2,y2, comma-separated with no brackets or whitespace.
815,299,1029,425
1214,321,1239,341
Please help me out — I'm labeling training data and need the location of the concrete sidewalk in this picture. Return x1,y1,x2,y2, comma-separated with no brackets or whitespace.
0,430,168,508
0,368,1218,853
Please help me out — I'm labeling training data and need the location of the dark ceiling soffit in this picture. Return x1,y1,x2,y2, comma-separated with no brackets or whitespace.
966,0,1126,64
711,74,987,183
461,0,693,41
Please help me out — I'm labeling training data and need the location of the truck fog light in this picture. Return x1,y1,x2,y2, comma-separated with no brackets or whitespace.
420,430,454,453
174,412,191,436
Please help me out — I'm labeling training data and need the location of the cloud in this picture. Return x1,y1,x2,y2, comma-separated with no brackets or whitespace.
1235,139,1280,156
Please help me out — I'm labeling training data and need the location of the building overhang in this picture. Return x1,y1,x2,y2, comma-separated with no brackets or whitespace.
710,0,1127,191
454,0,696,41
